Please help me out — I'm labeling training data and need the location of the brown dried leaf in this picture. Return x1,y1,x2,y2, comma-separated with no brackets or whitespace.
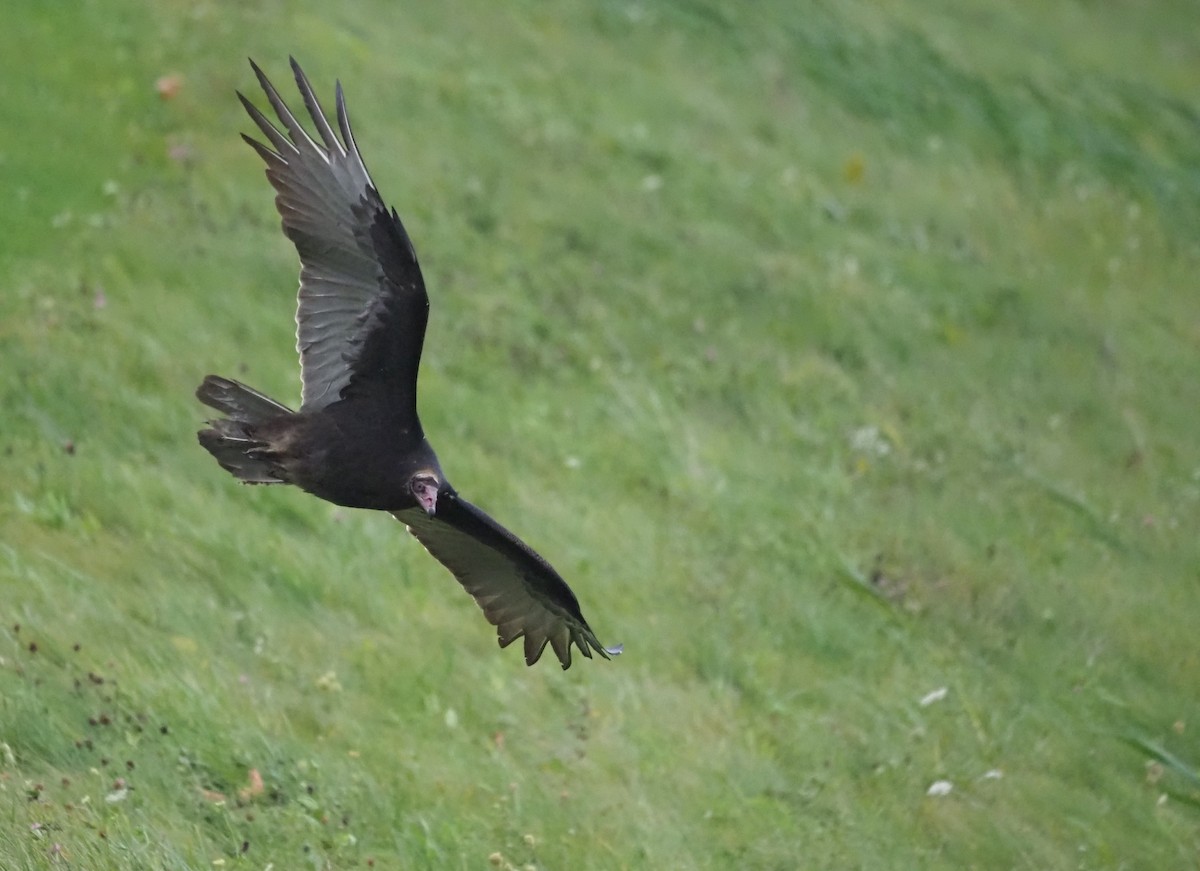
156,74,183,100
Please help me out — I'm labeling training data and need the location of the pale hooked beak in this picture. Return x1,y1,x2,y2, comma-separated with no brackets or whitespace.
411,475,439,517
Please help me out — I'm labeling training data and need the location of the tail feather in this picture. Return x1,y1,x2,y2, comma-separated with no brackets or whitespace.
197,375,294,421
196,375,293,485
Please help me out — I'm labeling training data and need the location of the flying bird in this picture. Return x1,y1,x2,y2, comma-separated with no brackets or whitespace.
196,58,620,669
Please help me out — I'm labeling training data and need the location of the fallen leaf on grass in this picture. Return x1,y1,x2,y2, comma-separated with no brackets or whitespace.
238,768,264,801
200,768,263,805
156,74,183,100
843,153,865,184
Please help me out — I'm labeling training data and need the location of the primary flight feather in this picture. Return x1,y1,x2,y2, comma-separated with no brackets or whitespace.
196,58,620,669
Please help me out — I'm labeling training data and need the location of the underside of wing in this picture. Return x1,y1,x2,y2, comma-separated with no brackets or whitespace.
393,496,620,669
240,58,428,415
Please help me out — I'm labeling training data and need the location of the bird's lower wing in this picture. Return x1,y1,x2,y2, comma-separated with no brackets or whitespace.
392,495,620,669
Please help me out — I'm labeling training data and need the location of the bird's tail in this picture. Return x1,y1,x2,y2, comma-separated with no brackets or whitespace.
196,375,294,485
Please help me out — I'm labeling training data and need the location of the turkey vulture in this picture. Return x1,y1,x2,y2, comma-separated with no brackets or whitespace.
195,58,620,669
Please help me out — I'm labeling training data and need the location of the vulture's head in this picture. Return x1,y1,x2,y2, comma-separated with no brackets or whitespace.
409,472,441,516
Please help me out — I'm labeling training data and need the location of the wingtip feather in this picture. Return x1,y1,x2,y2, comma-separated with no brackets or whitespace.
288,58,345,156
248,57,274,97
523,633,551,667
549,631,572,669
250,59,318,153
238,92,295,157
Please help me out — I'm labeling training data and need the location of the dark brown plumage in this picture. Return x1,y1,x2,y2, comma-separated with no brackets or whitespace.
196,58,619,669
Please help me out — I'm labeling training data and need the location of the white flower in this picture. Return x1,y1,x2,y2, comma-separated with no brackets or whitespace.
850,425,891,457
926,780,953,797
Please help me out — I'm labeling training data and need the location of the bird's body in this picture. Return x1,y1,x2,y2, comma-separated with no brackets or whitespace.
199,379,441,511
196,59,618,669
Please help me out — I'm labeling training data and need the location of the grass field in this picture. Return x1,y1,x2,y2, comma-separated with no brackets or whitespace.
2,1,1198,868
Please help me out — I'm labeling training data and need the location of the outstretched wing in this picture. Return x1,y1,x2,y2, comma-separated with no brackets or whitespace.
393,496,621,669
240,58,428,418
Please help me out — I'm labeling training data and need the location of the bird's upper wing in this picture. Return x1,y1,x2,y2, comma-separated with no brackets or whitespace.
393,496,621,669
240,58,429,416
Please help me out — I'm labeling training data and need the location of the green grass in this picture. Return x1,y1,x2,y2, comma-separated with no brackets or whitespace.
2,0,1199,867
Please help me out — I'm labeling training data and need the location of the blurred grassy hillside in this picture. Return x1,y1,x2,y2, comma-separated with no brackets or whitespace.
1,1,1198,868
